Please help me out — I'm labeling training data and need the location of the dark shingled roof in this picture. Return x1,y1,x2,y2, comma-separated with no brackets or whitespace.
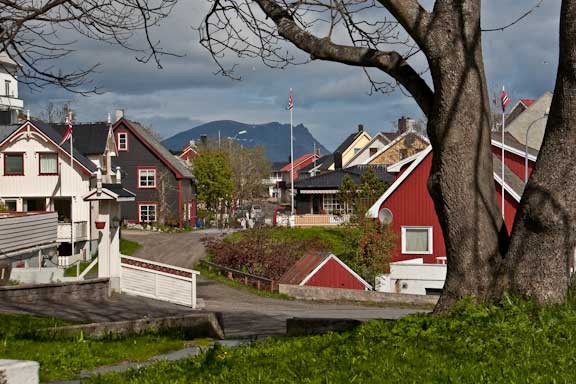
492,131,539,157
0,124,19,142
124,120,194,179
103,184,136,198
30,120,97,173
334,130,365,155
51,122,110,155
295,164,393,190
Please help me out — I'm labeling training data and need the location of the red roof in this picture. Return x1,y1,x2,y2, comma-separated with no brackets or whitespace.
280,153,318,172
521,99,535,107
280,252,327,285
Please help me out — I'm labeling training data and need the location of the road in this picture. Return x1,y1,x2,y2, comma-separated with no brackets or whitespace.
124,229,425,338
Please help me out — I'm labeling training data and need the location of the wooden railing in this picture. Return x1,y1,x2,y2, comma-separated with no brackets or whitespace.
200,260,277,292
294,214,351,227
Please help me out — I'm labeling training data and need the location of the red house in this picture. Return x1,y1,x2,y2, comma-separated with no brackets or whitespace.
280,252,372,290
367,145,530,264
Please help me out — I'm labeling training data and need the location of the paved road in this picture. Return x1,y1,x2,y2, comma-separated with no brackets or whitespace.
123,229,425,338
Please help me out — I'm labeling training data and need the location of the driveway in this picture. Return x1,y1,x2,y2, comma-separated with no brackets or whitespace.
123,229,425,338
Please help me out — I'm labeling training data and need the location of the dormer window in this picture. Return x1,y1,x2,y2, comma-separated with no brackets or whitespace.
117,132,128,151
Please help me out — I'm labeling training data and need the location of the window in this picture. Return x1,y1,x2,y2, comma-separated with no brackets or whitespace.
401,227,433,254
322,194,351,214
369,147,378,156
4,153,23,175
1,199,16,211
4,80,10,96
53,198,71,222
117,132,128,151
39,153,58,175
353,148,361,155
139,204,157,223
138,168,156,189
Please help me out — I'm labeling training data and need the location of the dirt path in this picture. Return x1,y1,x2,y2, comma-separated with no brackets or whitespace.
123,229,426,338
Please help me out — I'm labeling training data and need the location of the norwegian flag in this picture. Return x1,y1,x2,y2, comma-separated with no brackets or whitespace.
60,119,73,145
501,86,511,112
287,89,294,110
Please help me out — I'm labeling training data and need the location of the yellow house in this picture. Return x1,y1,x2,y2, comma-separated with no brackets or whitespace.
328,124,372,170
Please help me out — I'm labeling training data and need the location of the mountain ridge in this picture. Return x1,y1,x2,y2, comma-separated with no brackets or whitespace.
162,120,329,162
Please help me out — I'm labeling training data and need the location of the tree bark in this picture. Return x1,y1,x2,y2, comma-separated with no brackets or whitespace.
497,0,576,303
422,1,505,312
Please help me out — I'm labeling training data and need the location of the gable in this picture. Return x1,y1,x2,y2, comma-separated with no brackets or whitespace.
344,133,390,167
368,133,428,166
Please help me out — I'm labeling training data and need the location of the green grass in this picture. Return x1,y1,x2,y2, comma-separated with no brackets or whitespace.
196,263,293,301
120,238,142,256
225,227,350,256
64,260,97,277
0,313,193,382
87,298,576,383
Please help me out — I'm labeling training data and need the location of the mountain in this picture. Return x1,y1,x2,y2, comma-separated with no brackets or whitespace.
162,120,329,162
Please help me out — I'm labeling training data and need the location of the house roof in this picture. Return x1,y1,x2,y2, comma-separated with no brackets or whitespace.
295,164,393,190
102,184,137,199
334,129,370,155
50,122,110,155
298,154,333,174
491,131,538,159
381,131,401,142
363,130,430,165
280,153,317,172
506,92,552,150
367,146,525,218
279,252,372,289
116,119,194,180
521,99,535,107
386,150,424,173
0,124,19,142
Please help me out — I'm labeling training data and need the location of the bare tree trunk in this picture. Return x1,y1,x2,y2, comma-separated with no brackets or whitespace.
497,0,576,303
425,1,506,311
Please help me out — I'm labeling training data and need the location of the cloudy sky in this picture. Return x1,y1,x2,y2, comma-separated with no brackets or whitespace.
21,0,561,151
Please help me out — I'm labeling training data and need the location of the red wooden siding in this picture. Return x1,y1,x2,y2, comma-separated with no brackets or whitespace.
491,145,534,181
495,181,518,234
379,154,445,264
304,258,366,290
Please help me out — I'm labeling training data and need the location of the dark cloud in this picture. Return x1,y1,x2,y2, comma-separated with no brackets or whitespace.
19,0,561,150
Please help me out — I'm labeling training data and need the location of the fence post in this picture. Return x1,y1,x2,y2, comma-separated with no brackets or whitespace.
228,271,233,280
257,280,261,290
271,280,275,292
244,276,248,285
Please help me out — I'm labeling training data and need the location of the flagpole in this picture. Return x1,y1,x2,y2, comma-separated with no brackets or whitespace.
501,104,505,221
290,100,294,216
69,115,75,264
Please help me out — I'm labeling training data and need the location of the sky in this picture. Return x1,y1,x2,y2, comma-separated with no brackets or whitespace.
20,0,561,151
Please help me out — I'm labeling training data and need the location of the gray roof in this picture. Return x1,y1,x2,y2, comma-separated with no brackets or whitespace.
334,130,364,154
29,120,97,173
492,131,539,157
492,155,525,198
103,184,136,198
506,92,552,151
51,122,110,155
295,164,393,190
0,124,18,142
125,120,194,179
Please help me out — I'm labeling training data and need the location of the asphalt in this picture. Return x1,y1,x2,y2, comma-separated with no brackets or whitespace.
123,229,425,338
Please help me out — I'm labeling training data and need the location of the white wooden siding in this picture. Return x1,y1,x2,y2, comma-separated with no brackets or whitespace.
0,134,92,224
0,212,58,254
120,255,199,308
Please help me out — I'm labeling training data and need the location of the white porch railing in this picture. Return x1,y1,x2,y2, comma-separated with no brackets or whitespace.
120,255,200,308
57,221,88,242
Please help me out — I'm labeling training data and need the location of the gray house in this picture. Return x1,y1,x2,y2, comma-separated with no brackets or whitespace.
113,117,196,227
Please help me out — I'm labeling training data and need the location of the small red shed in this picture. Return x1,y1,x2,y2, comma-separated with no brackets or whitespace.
280,252,372,291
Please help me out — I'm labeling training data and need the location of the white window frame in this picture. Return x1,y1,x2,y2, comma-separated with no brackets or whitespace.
138,168,157,189
401,226,433,255
117,132,128,151
139,204,157,223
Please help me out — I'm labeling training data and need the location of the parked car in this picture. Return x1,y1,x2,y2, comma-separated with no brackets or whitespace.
273,205,291,226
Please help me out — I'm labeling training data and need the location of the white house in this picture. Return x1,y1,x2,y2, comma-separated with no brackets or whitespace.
0,120,134,278
0,53,23,125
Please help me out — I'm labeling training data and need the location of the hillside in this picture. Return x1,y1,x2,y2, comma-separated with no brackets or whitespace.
161,120,329,162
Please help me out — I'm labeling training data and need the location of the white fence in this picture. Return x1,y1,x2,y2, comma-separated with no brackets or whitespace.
120,255,200,308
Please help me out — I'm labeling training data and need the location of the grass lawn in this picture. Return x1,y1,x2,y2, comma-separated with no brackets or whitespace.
87,298,576,383
120,238,142,256
225,227,350,257
0,313,192,382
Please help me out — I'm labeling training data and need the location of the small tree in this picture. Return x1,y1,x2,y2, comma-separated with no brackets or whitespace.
192,146,234,226
337,174,358,214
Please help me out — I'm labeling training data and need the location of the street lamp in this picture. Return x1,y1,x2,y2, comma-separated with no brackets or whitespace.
524,111,548,183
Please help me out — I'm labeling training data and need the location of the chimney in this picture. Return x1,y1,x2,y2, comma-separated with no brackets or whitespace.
333,152,343,170
115,109,125,121
115,166,122,184
398,116,407,133
358,124,364,133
